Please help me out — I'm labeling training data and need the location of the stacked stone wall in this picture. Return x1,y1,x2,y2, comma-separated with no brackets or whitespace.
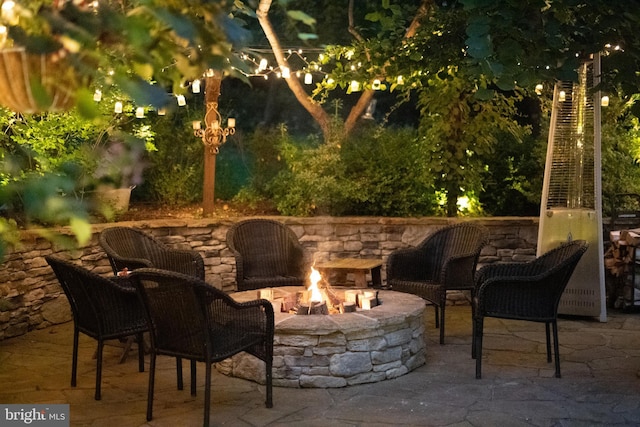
0,216,539,340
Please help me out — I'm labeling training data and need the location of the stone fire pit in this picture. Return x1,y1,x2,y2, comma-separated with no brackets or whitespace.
217,287,426,388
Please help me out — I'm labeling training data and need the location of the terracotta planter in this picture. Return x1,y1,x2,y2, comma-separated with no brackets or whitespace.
0,48,76,113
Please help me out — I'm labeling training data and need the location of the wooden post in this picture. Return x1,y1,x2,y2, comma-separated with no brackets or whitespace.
202,71,222,216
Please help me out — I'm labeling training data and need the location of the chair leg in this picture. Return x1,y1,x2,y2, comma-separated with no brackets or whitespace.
71,327,79,387
95,340,104,401
137,333,145,373
439,293,446,345
471,291,477,359
545,322,552,363
266,358,273,408
475,317,484,379
204,362,211,427
176,357,183,390
147,352,156,421
190,360,197,396
552,321,561,378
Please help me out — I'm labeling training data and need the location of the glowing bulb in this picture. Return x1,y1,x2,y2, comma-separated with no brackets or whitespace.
535,84,543,95
350,80,360,92
93,90,102,102
397,75,404,85
372,79,381,90
227,118,236,128
176,95,186,106
304,73,312,84
558,91,566,102
135,107,144,118
114,102,123,113
157,108,166,116
192,79,201,94
282,67,290,78
601,96,609,107
259,58,268,71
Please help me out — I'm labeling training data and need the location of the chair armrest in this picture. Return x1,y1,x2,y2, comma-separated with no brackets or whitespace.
153,249,205,280
442,253,478,288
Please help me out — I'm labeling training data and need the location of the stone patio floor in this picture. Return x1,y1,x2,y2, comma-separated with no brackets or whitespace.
1,305,640,426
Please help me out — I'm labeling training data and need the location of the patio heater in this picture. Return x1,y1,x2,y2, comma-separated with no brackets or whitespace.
537,53,607,321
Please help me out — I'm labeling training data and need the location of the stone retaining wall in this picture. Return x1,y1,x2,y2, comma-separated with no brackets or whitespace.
0,216,539,340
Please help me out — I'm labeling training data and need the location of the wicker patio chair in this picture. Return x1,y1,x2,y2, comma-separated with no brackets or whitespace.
129,268,274,427
45,255,148,400
387,222,489,344
99,226,204,279
226,218,307,291
472,239,589,379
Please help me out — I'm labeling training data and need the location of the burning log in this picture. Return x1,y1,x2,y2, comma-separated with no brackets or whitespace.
341,301,357,313
296,301,329,315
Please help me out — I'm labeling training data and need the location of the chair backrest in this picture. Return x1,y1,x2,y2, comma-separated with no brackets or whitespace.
131,269,208,359
100,227,165,272
529,239,589,304
419,223,488,283
130,268,273,362
45,255,144,337
226,219,305,279
99,226,204,279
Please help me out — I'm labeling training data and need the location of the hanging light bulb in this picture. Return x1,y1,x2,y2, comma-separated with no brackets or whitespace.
258,58,268,71
114,102,123,113
559,91,566,102
397,75,404,85
535,84,543,95
192,79,201,93
304,73,313,85
135,107,144,118
350,80,360,92
282,66,290,78
176,95,186,106
93,90,102,102
372,79,381,90
601,96,609,107
157,108,166,116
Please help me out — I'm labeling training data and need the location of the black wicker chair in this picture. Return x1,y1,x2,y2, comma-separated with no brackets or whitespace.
472,240,589,379
45,255,148,400
129,268,274,427
226,218,307,291
387,223,488,344
99,226,204,279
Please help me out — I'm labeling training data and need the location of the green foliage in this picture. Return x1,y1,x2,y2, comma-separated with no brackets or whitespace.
601,94,640,215
140,106,204,206
418,67,528,216
252,124,436,217
2,0,251,110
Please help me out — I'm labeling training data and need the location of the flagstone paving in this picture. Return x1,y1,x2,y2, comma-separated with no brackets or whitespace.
1,305,639,426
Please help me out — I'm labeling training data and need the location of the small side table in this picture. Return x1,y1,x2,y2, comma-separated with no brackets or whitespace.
315,258,383,288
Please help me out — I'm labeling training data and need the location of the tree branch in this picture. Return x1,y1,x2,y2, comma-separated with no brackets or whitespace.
344,0,433,136
257,0,331,139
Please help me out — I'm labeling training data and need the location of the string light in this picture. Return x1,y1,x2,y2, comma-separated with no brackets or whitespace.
114,101,123,113
135,107,144,118
176,95,186,106
93,89,102,102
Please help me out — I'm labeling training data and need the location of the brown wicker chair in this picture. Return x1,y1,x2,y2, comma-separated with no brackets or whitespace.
45,255,148,400
99,226,204,279
226,218,306,291
472,240,589,379
129,268,274,427
387,223,488,344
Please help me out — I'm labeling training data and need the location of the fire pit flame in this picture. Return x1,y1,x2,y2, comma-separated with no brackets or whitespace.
309,267,323,303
